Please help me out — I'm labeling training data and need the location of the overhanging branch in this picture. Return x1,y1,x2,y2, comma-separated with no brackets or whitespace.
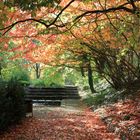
0,0,139,35
75,0,140,21
0,0,75,35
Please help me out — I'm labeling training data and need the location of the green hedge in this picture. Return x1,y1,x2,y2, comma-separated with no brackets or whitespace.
0,78,26,132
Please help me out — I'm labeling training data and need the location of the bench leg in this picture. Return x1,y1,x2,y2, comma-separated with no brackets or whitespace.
25,101,33,116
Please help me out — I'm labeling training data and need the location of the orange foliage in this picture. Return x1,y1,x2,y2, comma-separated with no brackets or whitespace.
0,0,139,65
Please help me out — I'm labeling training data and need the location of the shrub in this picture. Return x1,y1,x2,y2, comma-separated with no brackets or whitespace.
83,92,108,107
82,82,117,108
0,77,26,132
31,79,46,87
43,67,64,87
30,79,64,88
7,78,26,121
82,85,131,109
2,65,30,84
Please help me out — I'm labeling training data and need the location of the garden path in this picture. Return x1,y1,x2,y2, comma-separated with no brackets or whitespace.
0,100,119,140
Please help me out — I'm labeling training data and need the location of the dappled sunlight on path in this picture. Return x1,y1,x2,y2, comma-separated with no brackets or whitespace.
0,104,120,140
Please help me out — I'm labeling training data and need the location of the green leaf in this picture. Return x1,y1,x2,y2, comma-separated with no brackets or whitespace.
8,41,15,49
0,2,4,9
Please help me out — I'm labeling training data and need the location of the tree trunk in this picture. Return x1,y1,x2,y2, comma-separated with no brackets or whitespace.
34,63,41,79
0,63,2,77
80,65,85,77
87,61,96,93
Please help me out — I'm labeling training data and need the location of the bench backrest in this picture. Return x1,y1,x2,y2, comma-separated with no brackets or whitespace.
24,86,80,101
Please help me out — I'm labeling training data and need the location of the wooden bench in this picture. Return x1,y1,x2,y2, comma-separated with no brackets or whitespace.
24,86,80,115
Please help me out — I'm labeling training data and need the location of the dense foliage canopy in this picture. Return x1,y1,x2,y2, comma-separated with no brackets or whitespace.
0,0,140,90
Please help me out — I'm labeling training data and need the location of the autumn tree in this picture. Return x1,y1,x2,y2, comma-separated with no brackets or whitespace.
52,0,140,90
0,0,139,91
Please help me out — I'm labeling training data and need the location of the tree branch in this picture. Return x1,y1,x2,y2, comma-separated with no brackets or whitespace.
75,1,140,21
1,0,139,36
129,0,137,10
0,18,49,35
49,0,75,26
0,0,75,35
